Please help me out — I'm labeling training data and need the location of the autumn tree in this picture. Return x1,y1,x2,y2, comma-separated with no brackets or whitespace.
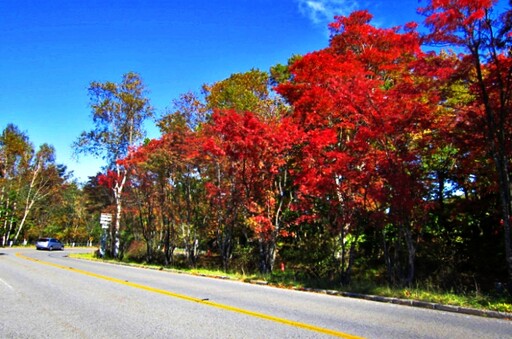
201,110,300,273
120,115,204,265
120,156,160,263
190,69,291,270
57,181,95,245
74,72,153,257
0,124,66,245
156,97,211,265
278,11,437,285
14,144,64,243
27,179,94,246
1,125,31,245
199,120,244,271
420,0,512,287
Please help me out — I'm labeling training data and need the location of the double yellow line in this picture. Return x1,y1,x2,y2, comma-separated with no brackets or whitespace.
17,252,363,339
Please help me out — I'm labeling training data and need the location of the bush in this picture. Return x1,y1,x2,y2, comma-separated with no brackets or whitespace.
124,240,146,262
232,245,258,275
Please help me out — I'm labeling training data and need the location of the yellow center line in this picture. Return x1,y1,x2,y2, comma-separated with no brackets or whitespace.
16,252,364,339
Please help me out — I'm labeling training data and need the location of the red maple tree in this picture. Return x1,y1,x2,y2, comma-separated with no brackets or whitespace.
278,10,439,284
420,0,512,285
201,109,301,272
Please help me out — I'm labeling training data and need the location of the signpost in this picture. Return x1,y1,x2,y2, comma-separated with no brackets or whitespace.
99,213,112,257
100,213,112,228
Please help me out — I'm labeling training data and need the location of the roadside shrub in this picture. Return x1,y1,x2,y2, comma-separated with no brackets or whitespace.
124,240,146,262
232,244,258,275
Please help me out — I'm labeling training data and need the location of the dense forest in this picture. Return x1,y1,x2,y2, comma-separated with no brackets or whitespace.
2,1,512,294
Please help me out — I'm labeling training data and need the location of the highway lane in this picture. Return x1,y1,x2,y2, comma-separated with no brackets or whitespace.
0,247,511,338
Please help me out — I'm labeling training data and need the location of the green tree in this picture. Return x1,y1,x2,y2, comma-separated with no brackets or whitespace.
74,72,153,257
13,143,62,243
0,124,32,245
0,124,64,245
203,68,286,119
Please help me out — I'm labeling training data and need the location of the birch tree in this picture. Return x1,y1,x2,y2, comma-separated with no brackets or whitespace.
74,72,153,257
1,125,62,245
13,144,60,243
0,124,32,245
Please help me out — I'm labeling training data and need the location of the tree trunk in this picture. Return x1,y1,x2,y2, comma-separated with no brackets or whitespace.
340,231,357,286
401,223,416,286
113,190,122,257
258,235,276,274
1,196,12,247
164,226,170,265
495,153,512,287
339,223,348,285
219,226,233,272
163,223,175,266
13,159,43,243
113,164,127,258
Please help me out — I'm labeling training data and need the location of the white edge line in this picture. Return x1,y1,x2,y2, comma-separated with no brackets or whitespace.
0,277,14,290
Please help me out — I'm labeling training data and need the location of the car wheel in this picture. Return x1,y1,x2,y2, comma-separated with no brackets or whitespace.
49,246,53,251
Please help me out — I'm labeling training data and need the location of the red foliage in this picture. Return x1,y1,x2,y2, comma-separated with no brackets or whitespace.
97,170,120,189
278,10,437,229
419,0,497,44
201,109,302,238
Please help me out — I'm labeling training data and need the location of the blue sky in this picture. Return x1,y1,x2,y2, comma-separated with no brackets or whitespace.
0,0,423,182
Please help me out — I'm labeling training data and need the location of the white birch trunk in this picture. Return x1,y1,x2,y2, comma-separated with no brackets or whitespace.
113,162,127,257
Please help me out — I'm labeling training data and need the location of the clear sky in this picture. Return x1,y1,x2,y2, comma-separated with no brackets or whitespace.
0,0,424,183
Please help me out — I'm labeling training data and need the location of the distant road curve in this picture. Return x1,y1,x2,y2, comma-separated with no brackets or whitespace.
1,247,510,338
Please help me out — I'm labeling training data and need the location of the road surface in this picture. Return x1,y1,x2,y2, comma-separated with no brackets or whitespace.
0,247,510,338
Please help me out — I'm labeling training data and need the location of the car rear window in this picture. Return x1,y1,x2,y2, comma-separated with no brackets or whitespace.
37,238,49,242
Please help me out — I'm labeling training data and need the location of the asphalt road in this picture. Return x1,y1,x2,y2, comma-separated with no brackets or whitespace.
0,247,511,338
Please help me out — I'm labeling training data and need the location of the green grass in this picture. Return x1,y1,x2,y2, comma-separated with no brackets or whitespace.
70,252,511,314
398,287,512,313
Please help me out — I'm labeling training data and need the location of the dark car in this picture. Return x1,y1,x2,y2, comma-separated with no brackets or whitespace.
36,238,64,251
